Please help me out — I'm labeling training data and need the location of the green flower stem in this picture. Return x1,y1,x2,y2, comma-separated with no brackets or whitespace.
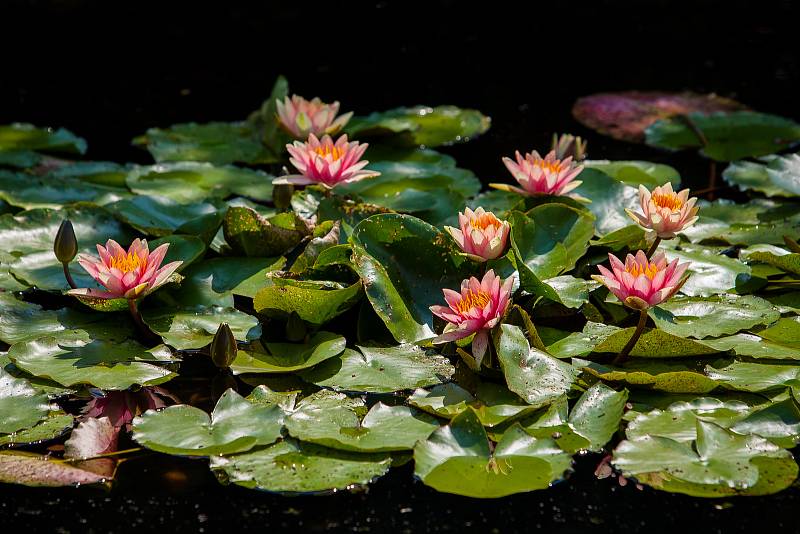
613,308,648,366
645,237,662,259
62,262,77,289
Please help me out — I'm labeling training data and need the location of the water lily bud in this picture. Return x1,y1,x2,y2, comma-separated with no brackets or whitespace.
285,312,307,342
54,219,78,264
273,182,294,211
210,323,237,369
551,133,588,161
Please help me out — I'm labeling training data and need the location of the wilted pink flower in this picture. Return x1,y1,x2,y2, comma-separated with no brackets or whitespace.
445,207,510,262
430,270,514,365
276,95,353,139
69,238,182,300
274,133,380,189
592,251,690,310
83,387,177,429
494,150,584,197
625,182,700,239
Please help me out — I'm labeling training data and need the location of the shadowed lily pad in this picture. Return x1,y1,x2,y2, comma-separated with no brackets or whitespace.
230,332,346,375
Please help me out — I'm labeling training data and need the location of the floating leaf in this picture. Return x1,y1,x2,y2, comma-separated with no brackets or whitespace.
142,305,260,350
223,207,309,257
346,106,490,147
748,250,800,276
230,332,346,375
413,409,571,498
132,389,284,456
210,439,392,494
494,325,577,407
0,451,107,487
126,162,272,203
613,420,797,496
0,123,87,154
0,368,52,434
723,153,800,197
0,412,74,447
706,360,800,393
134,121,277,165
285,392,439,452
543,275,601,309
575,358,720,394
299,344,454,393
645,111,800,161
583,160,680,189
7,337,176,390
649,295,780,339
568,383,629,451
253,278,362,325
0,171,128,210
663,244,751,297
109,195,219,236
350,214,471,343
175,256,285,306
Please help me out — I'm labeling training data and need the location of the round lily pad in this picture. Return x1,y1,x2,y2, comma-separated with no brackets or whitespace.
142,305,260,350
230,332,346,375
0,368,52,434
649,295,780,339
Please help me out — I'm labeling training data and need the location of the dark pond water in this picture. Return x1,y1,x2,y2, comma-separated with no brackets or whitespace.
2,1,800,531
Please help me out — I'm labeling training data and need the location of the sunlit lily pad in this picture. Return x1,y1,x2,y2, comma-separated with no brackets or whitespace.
645,111,800,161
285,392,439,452
649,295,780,339
583,160,680,189
663,244,751,297
613,420,797,496
7,336,177,390
230,332,346,375
723,153,800,197
0,171,129,209
223,207,309,257
210,439,392,494
346,106,490,147
575,358,720,394
299,344,454,394
494,325,577,407
172,256,285,307
0,123,87,154
132,389,284,456
350,214,472,343
126,162,273,203
0,412,74,447
705,359,800,393
413,409,571,498
0,368,52,434
109,195,220,236
253,278,362,325
142,305,260,350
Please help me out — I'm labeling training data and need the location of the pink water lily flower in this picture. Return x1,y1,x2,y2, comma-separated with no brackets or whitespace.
69,238,182,300
276,95,353,139
274,133,380,189
430,270,514,366
445,207,510,262
592,251,690,310
625,182,700,239
492,149,584,197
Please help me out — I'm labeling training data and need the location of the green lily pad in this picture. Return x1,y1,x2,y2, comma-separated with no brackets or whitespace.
46,161,130,188
173,256,285,307
132,389,284,456
299,344,455,394
568,382,629,451
230,332,346,375
702,334,800,360
350,214,472,343
494,325,577,407
0,171,129,210
757,317,800,347
575,358,720,394
649,295,780,339
723,153,800,197
408,383,476,419
413,409,571,498
571,169,649,236
223,207,309,257
285,393,439,452
345,105,490,147
705,360,800,392
0,123,86,154
142,305,260,350
583,160,681,189
645,111,800,161
543,275,601,309
510,205,595,280
0,412,74,447
126,162,273,203
0,368,52,434
663,244,751,297
134,121,277,165
613,420,797,496
7,336,177,390
210,439,392,494
148,234,206,272
748,250,800,276
253,278,362,325
109,195,219,236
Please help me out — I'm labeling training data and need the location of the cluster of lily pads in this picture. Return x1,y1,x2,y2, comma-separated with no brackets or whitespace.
1,80,800,498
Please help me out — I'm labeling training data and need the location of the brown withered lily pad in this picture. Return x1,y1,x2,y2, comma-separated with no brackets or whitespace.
572,91,746,142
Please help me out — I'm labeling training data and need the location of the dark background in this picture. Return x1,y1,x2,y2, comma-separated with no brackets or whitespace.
2,1,800,532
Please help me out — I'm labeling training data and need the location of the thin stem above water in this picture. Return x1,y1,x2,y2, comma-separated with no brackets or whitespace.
613,308,648,366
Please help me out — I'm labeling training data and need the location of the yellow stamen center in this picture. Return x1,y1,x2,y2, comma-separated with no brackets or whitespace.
651,192,683,211
110,252,144,274
535,159,565,173
626,261,660,280
457,289,491,314
314,145,344,161
469,213,502,231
